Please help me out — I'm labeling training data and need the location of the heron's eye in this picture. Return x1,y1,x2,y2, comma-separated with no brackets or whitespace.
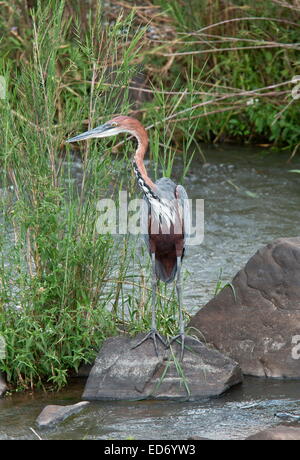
111,121,118,127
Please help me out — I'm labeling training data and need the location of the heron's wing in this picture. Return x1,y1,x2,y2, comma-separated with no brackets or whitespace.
176,185,191,248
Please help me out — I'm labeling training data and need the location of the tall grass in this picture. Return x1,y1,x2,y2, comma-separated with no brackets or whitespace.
0,1,122,389
0,1,191,390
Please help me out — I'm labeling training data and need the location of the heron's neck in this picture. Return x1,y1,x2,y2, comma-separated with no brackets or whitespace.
133,130,157,193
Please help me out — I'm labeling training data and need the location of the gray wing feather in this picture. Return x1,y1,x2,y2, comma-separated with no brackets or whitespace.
140,182,190,255
176,185,191,249
141,196,150,250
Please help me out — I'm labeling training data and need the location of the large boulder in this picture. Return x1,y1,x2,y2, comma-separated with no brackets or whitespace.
189,238,300,378
82,334,242,401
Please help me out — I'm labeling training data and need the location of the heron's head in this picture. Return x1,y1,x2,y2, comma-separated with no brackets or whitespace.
66,116,145,143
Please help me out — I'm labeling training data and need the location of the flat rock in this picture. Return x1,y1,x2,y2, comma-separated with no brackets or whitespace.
82,334,242,401
189,238,300,378
36,401,90,429
0,374,7,397
246,425,300,440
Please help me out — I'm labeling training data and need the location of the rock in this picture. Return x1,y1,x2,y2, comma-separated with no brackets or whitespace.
0,374,7,397
82,334,242,401
36,401,90,429
246,425,300,440
74,363,93,378
189,238,300,378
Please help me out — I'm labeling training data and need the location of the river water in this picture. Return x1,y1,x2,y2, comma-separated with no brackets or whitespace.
1,144,300,439
183,144,300,311
0,377,300,440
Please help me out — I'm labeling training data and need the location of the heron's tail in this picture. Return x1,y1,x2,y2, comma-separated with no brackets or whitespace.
155,257,177,283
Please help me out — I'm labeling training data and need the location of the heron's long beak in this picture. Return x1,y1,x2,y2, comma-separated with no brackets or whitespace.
66,123,113,143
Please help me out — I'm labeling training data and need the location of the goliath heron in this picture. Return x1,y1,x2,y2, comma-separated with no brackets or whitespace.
66,116,190,358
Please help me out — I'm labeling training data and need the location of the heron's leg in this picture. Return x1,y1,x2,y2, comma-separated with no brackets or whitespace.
150,252,158,330
132,253,167,356
176,256,184,337
168,256,185,360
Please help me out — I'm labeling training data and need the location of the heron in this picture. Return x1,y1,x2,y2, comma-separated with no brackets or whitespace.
66,116,190,358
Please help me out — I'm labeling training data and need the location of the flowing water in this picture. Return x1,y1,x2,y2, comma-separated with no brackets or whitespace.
183,144,300,312
1,145,300,439
0,377,299,440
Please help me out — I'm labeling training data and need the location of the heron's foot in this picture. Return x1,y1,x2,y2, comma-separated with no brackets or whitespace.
168,332,186,361
131,329,168,357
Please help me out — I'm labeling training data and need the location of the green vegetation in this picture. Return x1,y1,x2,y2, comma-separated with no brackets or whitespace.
153,0,300,148
0,0,299,390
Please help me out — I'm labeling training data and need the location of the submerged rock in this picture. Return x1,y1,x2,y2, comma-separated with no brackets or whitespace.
74,363,93,378
187,436,211,440
189,237,300,378
246,425,300,440
275,412,300,423
0,374,7,397
82,334,242,401
36,401,90,429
